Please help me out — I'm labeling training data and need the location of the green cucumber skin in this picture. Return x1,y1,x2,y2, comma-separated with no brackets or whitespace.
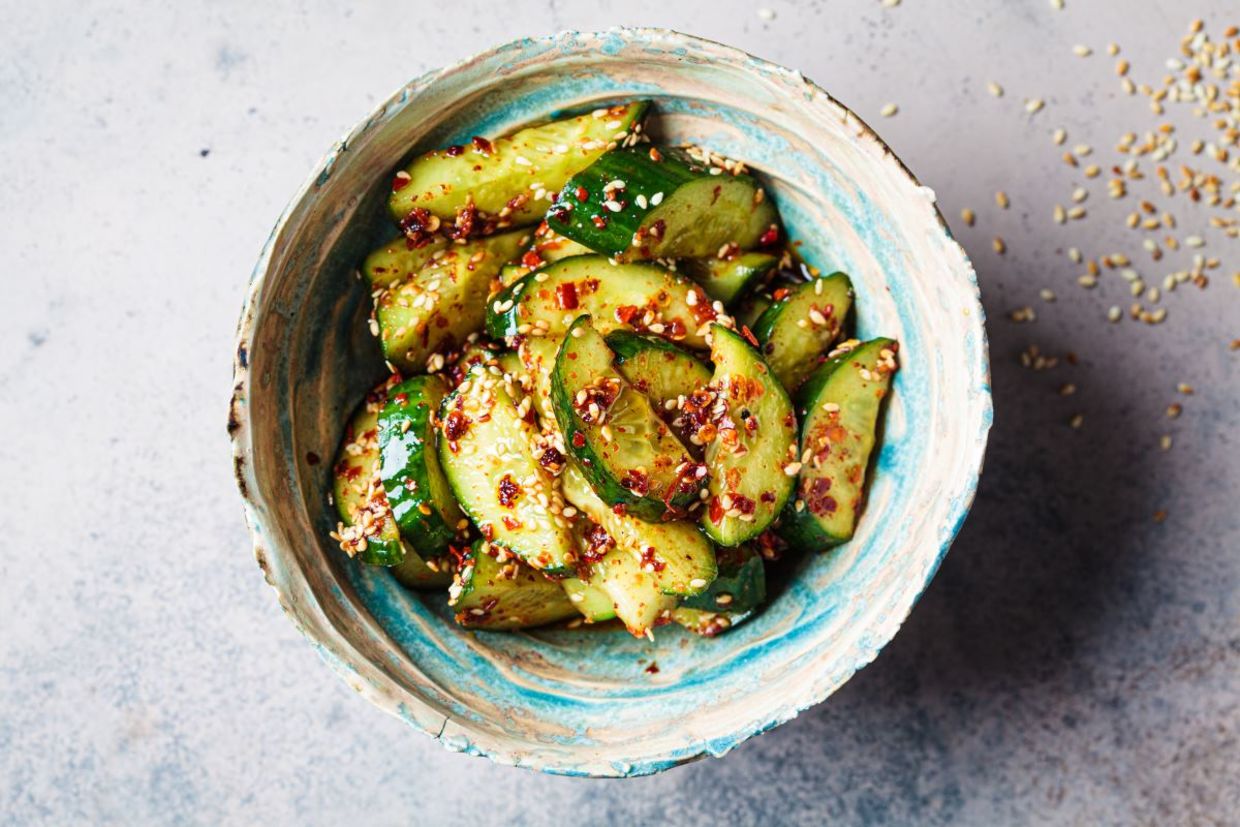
485,254,712,349
682,252,779,306
752,272,854,392
390,551,453,589
332,394,406,567
546,146,779,262
451,541,578,630
780,338,898,551
551,317,703,522
679,546,766,613
377,375,460,554
437,366,576,576
735,293,772,330
389,101,649,227
605,330,712,404
377,230,527,374
701,325,798,547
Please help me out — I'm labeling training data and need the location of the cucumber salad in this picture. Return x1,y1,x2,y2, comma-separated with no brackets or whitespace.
328,101,900,639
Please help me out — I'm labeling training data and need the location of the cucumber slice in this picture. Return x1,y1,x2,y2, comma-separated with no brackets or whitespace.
699,325,798,546
681,252,779,306
735,293,772,330
561,576,617,623
449,541,577,630
330,384,451,587
377,375,461,554
516,335,562,431
486,254,716,349
561,465,716,598
552,316,706,521
669,607,754,637
589,546,677,637
752,272,854,391
362,235,452,288
389,102,649,231
782,338,899,549
606,330,712,452
438,366,576,574
605,330,712,404
376,230,526,373
679,544,766,614
547,145,780,262
498,226,595,286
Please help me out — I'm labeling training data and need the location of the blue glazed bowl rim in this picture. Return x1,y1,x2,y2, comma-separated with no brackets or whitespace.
230,27,992,777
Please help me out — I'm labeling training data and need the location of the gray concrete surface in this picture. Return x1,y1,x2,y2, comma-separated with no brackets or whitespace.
1,1,1237,824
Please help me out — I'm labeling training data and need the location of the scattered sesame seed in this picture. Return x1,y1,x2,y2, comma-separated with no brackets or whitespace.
995,191,1010,209
1166,403,1182,419
993,236,1006,255
1159,434,1173,451
1177,383,1193,395
1069,414,1084,429
1073,44,1092,57
1025,98,1045,114
880,102,899,117
756,6,775,20
961,208,976,226
987,81,1004,98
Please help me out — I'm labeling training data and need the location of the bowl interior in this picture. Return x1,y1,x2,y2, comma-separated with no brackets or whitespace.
237,30,990,776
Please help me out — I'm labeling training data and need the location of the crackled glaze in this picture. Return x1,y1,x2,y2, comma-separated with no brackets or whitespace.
230,28,992,777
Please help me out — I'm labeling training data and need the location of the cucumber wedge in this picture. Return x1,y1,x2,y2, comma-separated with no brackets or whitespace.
438,366,576,574
589,546,677,637
389,102,649,231
782,339,899,549
561,465,716,598
681,252,779,306
362,235,453,288
679,545,766,614
330,385,451,587
606,330,712,452
552,317,705,521
377,375,461,554
605,330,712,404
486,254,716,349
735,293,772,330
376,230,527,373
752,272,854,391
547,145,779,262
450,541,577,630
700,325,798,546
670,607,754,637
561,576,617,623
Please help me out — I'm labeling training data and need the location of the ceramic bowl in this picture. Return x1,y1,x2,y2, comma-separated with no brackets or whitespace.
230,28,991,777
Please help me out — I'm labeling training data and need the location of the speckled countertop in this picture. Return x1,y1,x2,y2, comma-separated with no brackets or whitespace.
1,1,1236,824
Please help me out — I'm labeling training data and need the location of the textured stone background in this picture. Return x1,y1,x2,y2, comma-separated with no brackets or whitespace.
1,1,1237,824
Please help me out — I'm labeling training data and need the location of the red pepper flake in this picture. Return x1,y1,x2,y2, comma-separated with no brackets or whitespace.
772,287,791,301
521,250,543,269
645,662,660,674
639,545,666,572
620,469,651,496
579,524,615,564
443,410,470,443
591,215,608,229
571,431,586,448
575,185,590,202
708,496,724,523
759,224,780,246
615,305,641,326
805,477,837,515
471,136,493,155
650,218,666,239
444,145,465,157
649,147,663,162
556,281,579,310
497,474,521,507
501,516,520,531
391,171,412,192
539,446,564,470
740,325,760,348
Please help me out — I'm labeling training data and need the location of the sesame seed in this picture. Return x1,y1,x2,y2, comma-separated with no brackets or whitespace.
993,237,1006,255
880,103,899,117
987,81,1004,98
690,578,708,589
961,208,975,226
1025,98,1045,114
996,191,1010,209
